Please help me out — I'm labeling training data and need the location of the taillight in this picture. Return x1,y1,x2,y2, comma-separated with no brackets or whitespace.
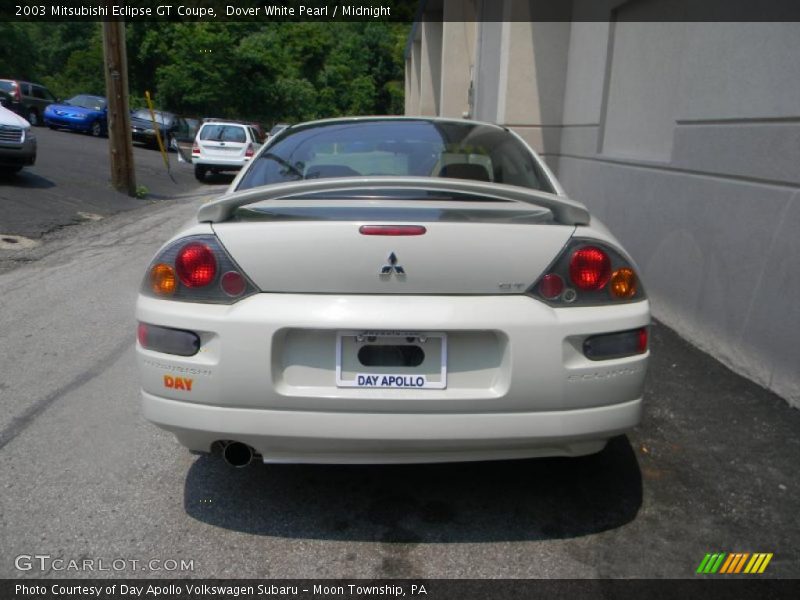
244,143,254,158
530,240,645,306
192,142,200,154
569,246,611,290
610,267,637,299
150,263,177,296
176,242,216,287
141,235,257,304
13,85,21,101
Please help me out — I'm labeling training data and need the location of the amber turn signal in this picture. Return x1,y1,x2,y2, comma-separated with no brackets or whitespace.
609,267,637,299
150,263,177,296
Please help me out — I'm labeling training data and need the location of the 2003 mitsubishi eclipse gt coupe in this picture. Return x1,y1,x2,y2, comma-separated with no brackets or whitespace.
135,117,650,467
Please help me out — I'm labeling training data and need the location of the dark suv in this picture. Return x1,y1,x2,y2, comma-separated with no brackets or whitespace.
0,79,57,126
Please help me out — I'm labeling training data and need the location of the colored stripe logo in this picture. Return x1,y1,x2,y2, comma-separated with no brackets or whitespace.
696,553,773,574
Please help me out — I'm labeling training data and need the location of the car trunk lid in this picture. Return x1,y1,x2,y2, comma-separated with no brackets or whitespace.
212,200,574,294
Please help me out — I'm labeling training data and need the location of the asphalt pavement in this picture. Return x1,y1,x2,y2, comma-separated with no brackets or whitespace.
0,132,797,580
0,127,222,252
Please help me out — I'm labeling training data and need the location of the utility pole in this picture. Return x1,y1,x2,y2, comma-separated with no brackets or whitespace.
102,16,136,196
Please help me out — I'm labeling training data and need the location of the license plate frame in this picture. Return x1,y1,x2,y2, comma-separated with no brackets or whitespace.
335,330,447,389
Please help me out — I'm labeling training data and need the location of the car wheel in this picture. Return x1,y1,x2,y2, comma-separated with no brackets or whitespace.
27,110,39,126
0,166,23,176
194,165,207,181
91,121,102,137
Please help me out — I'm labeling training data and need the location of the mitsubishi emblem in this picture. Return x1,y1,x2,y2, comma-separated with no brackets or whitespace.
380,252,405,276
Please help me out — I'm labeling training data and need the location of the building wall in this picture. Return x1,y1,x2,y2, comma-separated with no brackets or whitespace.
405,0,800,407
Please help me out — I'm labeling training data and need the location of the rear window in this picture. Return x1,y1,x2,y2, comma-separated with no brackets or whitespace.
0,81,16,93
199,124,247,143
237,119,554,193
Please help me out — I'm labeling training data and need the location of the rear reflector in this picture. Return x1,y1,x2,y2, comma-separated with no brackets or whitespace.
583,327,648,360
538,273,564,299
359,225,427,236
137,323,200,356
220,271,246,297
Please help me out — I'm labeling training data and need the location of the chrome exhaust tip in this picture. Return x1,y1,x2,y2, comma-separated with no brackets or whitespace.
222,442,254,468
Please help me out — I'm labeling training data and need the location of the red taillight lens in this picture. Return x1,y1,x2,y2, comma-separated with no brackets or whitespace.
638,327,648,353
176,243,217,287
569,246,611,290
538,273,564,299
13,85,21,101
192,143,200,154
245,143,254,158
220,271,246,297
359,225,427,236
137,322,148,346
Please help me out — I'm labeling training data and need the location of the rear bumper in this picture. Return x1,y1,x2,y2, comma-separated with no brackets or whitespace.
192,157,248,170
136,293,649,463
143,391,642,463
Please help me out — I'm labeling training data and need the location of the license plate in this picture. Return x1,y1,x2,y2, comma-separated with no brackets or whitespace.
336,330,447,389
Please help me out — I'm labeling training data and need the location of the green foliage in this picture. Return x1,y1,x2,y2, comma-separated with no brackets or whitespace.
1,21,410,124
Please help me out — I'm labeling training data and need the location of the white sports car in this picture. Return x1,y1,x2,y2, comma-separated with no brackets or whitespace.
136,117,649,467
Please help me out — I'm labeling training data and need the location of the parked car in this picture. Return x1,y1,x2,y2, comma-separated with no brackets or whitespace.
136,117,650,467
0,105,36,175
43,94,107,137
130,109,187,150
267,123,290,139
200,117,265,143
0,79,57,126
191,119,262,181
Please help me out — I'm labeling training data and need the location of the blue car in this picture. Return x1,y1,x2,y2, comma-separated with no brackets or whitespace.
43,94,107,137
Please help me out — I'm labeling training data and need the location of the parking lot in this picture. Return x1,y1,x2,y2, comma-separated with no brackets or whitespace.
0,128,798,579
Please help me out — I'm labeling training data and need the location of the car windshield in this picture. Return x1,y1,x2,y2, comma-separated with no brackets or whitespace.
65,95,106,111
237,120,554,193
132,109,172,124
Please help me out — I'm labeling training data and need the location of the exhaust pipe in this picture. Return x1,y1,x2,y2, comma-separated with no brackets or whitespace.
222,442,254,468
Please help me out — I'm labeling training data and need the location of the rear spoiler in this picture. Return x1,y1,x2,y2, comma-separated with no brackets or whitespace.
196,176,591,225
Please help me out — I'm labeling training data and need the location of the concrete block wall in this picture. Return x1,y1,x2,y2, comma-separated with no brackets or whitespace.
404,0,800,407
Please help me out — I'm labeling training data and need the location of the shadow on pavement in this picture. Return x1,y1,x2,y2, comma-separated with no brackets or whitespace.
199,172,236,186
183,435,642,543
0,170,55,189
